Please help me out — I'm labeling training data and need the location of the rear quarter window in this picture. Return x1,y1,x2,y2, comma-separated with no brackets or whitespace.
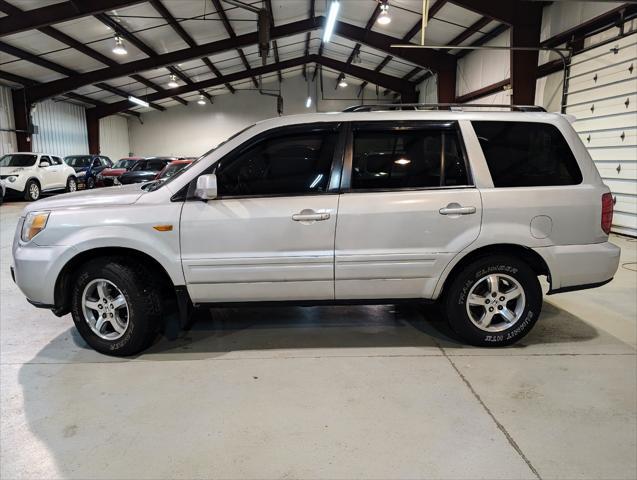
472,121,582,187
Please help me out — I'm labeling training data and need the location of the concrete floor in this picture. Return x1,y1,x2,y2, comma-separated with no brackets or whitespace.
0,199,636,480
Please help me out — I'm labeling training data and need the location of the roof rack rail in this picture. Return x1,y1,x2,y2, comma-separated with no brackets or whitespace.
342,103,547,113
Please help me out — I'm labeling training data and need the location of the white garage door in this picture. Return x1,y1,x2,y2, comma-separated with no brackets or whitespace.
566,32,637,237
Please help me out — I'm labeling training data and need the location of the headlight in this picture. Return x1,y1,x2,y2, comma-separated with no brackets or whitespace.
7,176,17,183
77,171,86,177
21,211,50,242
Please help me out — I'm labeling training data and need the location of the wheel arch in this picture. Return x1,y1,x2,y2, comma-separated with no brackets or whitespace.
53,246,177,316
434,243,552,300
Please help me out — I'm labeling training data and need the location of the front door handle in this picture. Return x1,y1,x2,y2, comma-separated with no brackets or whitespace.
292,209,330,222
439,204,476,216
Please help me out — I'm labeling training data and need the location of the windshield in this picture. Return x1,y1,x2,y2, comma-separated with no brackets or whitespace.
158,162,190,180
0,154,37,167
64,156,91,167
113,159,136,169
144,124,256,192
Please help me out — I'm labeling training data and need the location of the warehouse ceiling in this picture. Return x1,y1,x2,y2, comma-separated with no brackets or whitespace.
0,0,508,114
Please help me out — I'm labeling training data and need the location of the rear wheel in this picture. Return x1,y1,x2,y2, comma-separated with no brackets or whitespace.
66,176,77,192
444,256,542,347
23,179,40,201
70,258,162,356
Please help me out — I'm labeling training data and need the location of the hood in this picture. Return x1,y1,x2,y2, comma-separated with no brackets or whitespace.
22,183,145,214
0,166,34,176
101,168,126,176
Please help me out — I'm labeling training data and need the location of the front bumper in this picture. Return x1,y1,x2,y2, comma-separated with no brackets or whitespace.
12,220,77,307
2,176,27,194
534,241,621,293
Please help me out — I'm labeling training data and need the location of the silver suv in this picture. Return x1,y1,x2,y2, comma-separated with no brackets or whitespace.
11,106,620,355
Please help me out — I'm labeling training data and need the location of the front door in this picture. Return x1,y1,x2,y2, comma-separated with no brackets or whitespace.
180,123,344,303
335,121,482,300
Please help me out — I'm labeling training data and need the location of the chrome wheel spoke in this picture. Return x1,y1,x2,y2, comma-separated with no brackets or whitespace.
500,307,516,323
94,316,106,333
111,295,126,309
110,319,125,334
487,274,500,295
480,310,495,328
85,300,101,311
504,286,522,301
468,294,487,306
96,281,108,301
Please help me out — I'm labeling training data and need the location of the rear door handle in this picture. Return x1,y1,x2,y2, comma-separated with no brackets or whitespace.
292,210,330,222
439,205,476,216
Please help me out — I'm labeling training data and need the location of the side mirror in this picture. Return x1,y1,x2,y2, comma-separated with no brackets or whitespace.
39,161,50,168
194,174,217,200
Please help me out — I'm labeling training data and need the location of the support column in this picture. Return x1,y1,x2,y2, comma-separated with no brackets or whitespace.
510,4,543,105
437,61,457,103
11,89,31,152
86,109,100,154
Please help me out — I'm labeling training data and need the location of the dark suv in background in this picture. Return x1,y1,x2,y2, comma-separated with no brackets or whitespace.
118,157,175,184
64,155,112,189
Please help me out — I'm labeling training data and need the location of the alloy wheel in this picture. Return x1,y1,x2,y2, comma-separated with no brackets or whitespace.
81,278,130,340
465,273,526,332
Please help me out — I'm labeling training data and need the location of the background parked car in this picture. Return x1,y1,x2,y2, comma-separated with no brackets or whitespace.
0,152,77,201
0,178,5,204
64,155,112,189
96,157,144,186
155,159,193,181
118,157,175,184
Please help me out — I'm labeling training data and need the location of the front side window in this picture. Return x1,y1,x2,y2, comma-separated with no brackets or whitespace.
472,121,582,187
215,130,338,196
351,125,469,190
65,156,91,167
0,154,37,167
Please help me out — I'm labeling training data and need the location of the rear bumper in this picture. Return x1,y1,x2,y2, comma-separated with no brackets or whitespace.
534,241,620,293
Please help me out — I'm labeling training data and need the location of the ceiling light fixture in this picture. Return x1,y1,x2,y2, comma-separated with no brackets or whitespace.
167,74,179,88
128,96,149,108
338,77,348,88
323,0,340,43
197,94,206,105
112,35,127,55
305,96,312,108
377,2,391,25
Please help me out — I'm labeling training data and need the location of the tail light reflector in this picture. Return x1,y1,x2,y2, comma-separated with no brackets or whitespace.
601,192,614,235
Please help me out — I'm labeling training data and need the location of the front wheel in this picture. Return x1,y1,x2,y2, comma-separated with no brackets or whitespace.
66,176,77,192
70,258,162,356
444,256,542,347
23,179,40,201
86,177,95,189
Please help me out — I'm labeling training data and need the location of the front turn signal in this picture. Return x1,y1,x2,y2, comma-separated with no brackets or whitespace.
21,211,50,242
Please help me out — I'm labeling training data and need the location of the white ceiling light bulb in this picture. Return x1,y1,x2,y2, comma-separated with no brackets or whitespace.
112,35,127,55
305,96,312,108
377,2,391,25
197,94,206,105
167,74,179,88
338,76,348,88
323,0,340,43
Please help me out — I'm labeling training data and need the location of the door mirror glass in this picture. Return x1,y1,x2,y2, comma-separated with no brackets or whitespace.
39,161,50,168
195,174,217,200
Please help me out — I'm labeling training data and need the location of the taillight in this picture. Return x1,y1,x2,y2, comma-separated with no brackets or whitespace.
601,192,614,235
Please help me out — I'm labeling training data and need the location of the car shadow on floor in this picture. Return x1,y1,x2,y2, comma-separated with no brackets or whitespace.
28,301,602,363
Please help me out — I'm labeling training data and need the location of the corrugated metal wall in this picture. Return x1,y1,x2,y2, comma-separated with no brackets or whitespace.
31,99,88,157
99,115,130,161
565,32,637,237
0,85,17,155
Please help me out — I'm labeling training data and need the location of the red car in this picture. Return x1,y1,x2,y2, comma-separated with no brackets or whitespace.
154,159,193,181
96,156,144,186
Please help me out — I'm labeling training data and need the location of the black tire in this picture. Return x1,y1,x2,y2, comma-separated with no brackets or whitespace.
86,177,95,189
70,257,161,356
23,179,40,201
443,255,542,347
66,176,77,193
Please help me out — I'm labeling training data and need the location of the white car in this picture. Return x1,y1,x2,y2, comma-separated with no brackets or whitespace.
11,106,620,356
0,152,78,201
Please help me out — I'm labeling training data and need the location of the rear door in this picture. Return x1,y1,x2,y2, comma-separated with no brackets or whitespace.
335,121,482,300
38,155,59,189
180,123,345,303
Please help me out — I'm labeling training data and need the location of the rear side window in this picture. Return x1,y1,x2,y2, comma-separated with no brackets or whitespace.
351,126,469,190
473,121,582,187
